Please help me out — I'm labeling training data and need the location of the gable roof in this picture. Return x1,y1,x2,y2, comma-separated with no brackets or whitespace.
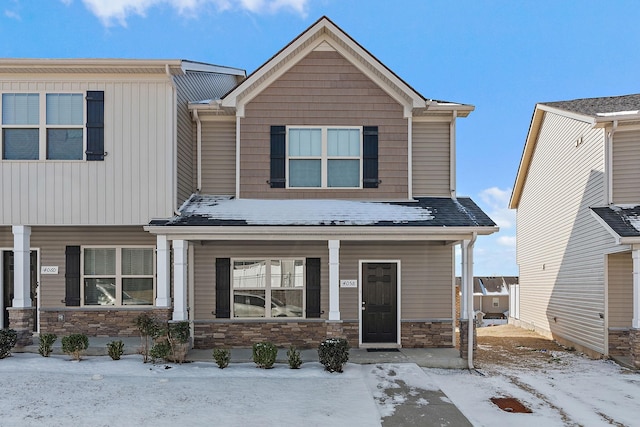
510,93,640,209
191,16,473,118
146,195,497,240
591,205,640,244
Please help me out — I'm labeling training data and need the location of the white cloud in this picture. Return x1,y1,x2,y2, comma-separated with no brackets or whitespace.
66,0,308,27
497,235,516,247
478,186,515,229
4,9,20,20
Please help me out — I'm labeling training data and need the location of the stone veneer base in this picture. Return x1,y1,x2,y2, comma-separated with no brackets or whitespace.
608,328,630,357
630,328,640,369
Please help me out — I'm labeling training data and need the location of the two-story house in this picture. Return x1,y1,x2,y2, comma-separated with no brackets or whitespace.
1,17,497,359
510,94,640,367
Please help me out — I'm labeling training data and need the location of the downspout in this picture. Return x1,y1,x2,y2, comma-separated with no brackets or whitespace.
235,115,241,199
166,64,178,214
467,232,477,369
407,116,413,199
606,120,618,205
192,109,202,193
450,110,457,199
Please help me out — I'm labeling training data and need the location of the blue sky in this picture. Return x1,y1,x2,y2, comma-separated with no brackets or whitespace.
2,0,640,276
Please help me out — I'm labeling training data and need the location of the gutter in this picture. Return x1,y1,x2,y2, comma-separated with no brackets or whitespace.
192,109,202,193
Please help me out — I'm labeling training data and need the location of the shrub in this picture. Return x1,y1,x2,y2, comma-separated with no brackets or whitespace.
0,329,18,359
318,338,349,373
38,333,57,357
107,340,124,360
166,321,190,364
287,346,302,369
134,313,161,363
252,342,277,369
212,348,231,369
61,333,89,361
150,340,171,363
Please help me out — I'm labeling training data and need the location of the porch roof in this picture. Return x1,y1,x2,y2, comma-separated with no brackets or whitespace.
145,195,497,240
591,205,640,243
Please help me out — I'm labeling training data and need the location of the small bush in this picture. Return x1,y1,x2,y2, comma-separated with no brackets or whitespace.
107,340,124,360
287,346,302,369
318,338,349,373
252,342,277,369
134,313,161,363
61,333,89,361
150,340,171,363
38,333,57,357
0,329,18,359
212,348,231,369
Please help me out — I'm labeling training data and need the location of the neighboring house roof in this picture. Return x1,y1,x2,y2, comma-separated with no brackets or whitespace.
190,16,473,118
510,93,640,209
591,205,640,244
150,195,496,228
455,276,517,295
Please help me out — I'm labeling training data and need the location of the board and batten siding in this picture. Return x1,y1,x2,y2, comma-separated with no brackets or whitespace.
607,251,633,328
516,111,617,355
191,241,453,322
0,78,174,225
612,129,640,204
412,120,451,197
0,226,155,308
239,50,409,199
199,119,236,195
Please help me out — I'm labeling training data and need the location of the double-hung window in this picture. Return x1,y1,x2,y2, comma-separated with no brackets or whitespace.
232,259,304,318
82,247,155,306
288,126,362,188
2,92,84,160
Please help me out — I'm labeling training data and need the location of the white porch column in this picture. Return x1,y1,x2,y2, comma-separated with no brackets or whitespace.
155,235,171,307
460,240,469,319
12,226,32,308
172,240,188,321
328,240,341,321
632,249,640,329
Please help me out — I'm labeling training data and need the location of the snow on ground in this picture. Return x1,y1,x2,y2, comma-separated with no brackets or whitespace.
427,349,640,427
1,350,638,426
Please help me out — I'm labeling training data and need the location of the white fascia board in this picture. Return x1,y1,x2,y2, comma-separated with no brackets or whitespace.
593,112,640,128
180,60,245,76
143,225,499,241
589,209,622,245
536,104,597,125
0,58,186,75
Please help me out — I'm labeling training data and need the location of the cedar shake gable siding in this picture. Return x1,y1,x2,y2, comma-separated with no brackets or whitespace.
239,50,409,199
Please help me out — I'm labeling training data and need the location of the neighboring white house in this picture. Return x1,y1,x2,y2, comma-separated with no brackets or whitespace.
510,94,640,368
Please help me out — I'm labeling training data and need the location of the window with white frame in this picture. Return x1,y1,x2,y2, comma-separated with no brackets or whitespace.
492,297,500,308
2,92,84,160
82,247,155,306
232,259,304,318
287,127,361,188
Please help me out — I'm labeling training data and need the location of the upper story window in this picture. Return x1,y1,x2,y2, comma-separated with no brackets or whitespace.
1,91,105,161
288,127,361,188
270,125,379,190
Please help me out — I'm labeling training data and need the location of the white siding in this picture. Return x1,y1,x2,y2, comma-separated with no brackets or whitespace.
516,112,617,355
612,130,640,204
0,78,174,225
412,121,451,197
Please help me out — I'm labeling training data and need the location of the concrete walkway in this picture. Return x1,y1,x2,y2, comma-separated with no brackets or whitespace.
15,336,472,426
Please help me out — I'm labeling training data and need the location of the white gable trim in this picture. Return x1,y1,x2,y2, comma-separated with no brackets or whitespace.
221,17,429,118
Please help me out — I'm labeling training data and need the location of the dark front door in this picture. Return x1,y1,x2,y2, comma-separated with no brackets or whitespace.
362,262,397,343
2,251,38,331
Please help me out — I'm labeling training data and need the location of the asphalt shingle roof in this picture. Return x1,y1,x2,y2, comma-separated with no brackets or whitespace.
541,94,640,117
591,205,640,238
149,195,496,228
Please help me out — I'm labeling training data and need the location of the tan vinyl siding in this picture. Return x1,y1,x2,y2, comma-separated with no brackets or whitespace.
607,252,633,328
412,121,451,197
612,130,640,204
240,50,408,199
0,226,155,308
200,119,236,195
516,111,616,354
0,78,173,225
192,241,453,321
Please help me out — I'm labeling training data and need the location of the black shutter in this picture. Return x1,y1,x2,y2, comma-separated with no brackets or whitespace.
86,91,105,161
216,258,231,318
270,125,286,188
64,246,81,306
363,126,379,188
305,258,321,318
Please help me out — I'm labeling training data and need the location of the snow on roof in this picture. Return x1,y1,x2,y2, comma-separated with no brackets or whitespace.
177,196,433,226
591,205,640,238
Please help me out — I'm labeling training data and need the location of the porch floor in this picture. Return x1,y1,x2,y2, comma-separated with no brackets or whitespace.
14,336,468,369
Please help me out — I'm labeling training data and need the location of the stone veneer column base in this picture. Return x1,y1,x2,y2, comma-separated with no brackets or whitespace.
401,321,453,348
459,319,477,360
608,328,630,357
630,328,640,369
7,307,35,346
